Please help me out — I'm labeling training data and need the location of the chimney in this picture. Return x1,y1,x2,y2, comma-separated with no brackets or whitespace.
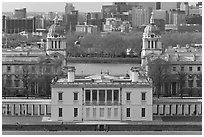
130,67,140,82
66,66,75,82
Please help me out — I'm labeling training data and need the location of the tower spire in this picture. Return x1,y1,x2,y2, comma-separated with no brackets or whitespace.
150,12,154,24
54,12,59,24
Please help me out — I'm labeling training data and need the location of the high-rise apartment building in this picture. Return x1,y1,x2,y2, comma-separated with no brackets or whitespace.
14,8,26,19
65,3,75,14
132,7,152,28
3,16,36,33
153,9,169,24
64,10,78,32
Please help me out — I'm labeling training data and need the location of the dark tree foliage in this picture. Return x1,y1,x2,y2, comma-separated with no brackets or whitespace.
148,58,169,98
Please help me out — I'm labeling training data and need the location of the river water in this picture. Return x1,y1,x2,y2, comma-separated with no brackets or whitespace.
67,63,140,75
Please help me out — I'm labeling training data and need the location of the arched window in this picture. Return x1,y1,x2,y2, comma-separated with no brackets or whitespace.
51,41,53,49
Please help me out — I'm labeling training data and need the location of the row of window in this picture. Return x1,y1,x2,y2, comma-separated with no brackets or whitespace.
147,41,158,49
127,108,145,117
172,66,201,72
5,65,57,73
59,108,78,117
58,107,146,118
58,92,146,102
126,92,146,101
51,41,61,49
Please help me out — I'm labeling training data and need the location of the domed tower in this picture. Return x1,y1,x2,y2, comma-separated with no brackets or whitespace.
141,12,163,68
46,13,66,56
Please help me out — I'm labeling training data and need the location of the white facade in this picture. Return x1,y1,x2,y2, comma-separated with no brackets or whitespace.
46,14,66,56
141,14,162,69
51,67,152,122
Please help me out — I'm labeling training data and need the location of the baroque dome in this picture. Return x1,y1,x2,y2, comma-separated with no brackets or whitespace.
144,12,160,35
48,14,65,37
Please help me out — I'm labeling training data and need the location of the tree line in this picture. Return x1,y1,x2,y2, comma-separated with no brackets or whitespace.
2,31,202,57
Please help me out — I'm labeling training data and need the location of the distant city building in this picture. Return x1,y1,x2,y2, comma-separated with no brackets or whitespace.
86,12,102,20
65,3,75,14
132,7,152,28
138,2,157,10
64,10,78,32
153,9,169,24
51,66,152,122
103,18,123,32
189,5,201,16
165,24,202,32
35,16,46,29
101,5,117,18
87,19,104,31
76,25,98,33
168,9,186,25
3,16,36,33
14,8,26,19
154,19,165,31
47,12,56,20
161,2,181,11
113,2,134,13
180,2,189,16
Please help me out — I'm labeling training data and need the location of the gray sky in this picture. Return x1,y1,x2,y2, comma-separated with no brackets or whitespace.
2,2,197,13
2,2,112,12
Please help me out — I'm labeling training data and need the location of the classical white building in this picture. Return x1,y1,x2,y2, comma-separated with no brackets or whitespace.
46,14,66,56
51,66,153,122
141,12,163,70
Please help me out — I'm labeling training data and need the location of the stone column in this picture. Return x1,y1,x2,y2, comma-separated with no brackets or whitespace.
38,105,40,116
18,104,21,115
177,104,182,115
44,105,47,116
31,104,34,116
105,90,107,105
159,105,163,115
171,104,176,115
165,104,169,116
197,104,202,115
184,104,188,116
189,104,194,116
97,90,99,105
169,104,172,116
24,104,27,116
112,90,114,105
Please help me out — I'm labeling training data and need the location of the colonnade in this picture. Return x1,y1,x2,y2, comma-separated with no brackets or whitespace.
3,103,50,116
153,103,202,116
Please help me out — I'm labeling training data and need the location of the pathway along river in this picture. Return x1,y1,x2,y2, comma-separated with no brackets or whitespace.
67,63,140,75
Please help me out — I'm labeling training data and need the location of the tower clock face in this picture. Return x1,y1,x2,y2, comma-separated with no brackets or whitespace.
54,34,58,38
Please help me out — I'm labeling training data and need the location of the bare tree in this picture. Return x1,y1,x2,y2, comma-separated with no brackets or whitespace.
148,58,169,98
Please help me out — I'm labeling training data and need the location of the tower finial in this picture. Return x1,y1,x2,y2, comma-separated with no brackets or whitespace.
150,12,154,24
